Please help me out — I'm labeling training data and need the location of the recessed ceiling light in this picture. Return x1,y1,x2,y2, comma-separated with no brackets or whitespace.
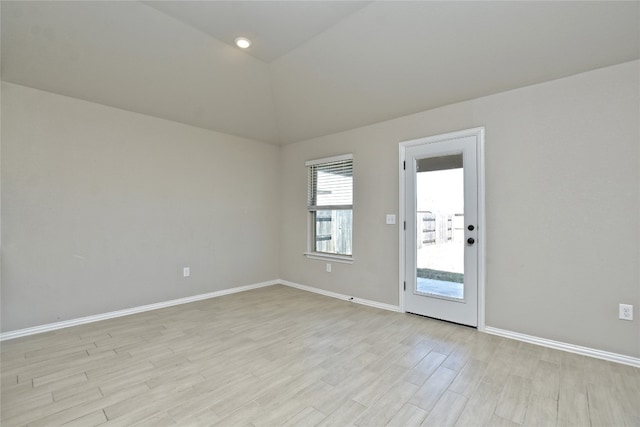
235,37,251,49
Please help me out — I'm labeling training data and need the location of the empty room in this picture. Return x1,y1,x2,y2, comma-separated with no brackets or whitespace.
1,1,639,426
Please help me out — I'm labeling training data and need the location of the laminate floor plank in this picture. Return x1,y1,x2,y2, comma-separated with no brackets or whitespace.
409,365,457,412
313,370,379,415
420,389,467,426
61,409,108,427
448,358,488,398
523,394,557,426
556,384,590,427
353,380,418,426
454,381,503,426
587,383,634,426
315,399,366,427
210,400,262,427
385,403,428,426
403,351,448,386
394,339,437,369
530,359,561,400
3,387,104,426
1,285,638,426
494,374,532,424
25,384,148,427
281,406,326,427
351,364,408,407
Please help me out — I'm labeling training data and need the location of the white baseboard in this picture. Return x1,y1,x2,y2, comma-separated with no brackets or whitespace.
279,279,402,313
1,279,398,341
4,280,637,369
0,280,278,341
484,326,640,368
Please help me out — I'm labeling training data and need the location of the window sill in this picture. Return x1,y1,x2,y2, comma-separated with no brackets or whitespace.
304,252,354,264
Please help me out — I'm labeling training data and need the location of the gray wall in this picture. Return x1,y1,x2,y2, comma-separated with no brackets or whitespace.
1,82,280,331
2,61,639,359
279,61,640,358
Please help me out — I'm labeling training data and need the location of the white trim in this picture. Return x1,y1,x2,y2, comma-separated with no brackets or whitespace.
305,153,353,167
485,326,640,368
280,280,401,313
3,277,637,368
0,280,278,341
401,127,485,148
398,144,406,313
303,252,354,264
476,128,486,331
398,127,486,329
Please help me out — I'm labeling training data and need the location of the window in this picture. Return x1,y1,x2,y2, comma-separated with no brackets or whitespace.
306,154,353,259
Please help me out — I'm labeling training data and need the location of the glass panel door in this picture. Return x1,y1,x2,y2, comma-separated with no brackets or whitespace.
415,154,464,300
403,133,479,327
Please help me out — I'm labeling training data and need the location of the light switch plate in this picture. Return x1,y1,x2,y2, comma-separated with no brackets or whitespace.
386,214,396,225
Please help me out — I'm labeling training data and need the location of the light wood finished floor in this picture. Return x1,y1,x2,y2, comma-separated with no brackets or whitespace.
2,285,639,426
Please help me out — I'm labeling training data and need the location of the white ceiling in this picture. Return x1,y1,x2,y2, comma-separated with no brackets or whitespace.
145,1,370,63
270,1,640,143
2,1,639,145
1,1,279,143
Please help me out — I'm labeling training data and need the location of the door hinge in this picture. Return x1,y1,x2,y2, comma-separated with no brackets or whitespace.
403,281,406,291
403,221,406,230
403,161,406,170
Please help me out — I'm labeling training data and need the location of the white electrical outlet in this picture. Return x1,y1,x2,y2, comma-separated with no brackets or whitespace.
326,263,332,273
619,304,633,321
183,267,190,278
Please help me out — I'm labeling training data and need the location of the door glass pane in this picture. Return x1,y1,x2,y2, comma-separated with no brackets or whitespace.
416,154,464,299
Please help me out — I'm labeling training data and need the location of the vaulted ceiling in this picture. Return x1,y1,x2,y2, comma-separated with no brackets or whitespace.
2,1,639,145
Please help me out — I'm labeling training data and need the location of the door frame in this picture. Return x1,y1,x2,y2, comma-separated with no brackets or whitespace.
398,127,486,331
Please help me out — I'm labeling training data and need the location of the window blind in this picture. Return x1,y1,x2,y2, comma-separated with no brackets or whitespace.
307,156,353,211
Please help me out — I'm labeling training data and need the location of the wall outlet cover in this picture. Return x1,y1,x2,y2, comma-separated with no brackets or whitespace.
619,304,633,321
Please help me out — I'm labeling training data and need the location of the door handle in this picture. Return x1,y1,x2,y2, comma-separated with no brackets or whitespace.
467,237,475,245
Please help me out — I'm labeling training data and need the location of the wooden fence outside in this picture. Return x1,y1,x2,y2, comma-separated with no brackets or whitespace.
417,211,463,248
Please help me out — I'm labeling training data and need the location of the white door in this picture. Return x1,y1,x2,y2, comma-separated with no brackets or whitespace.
403,131,480,327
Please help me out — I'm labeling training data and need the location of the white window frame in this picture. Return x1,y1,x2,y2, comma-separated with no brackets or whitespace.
304,154,354,264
